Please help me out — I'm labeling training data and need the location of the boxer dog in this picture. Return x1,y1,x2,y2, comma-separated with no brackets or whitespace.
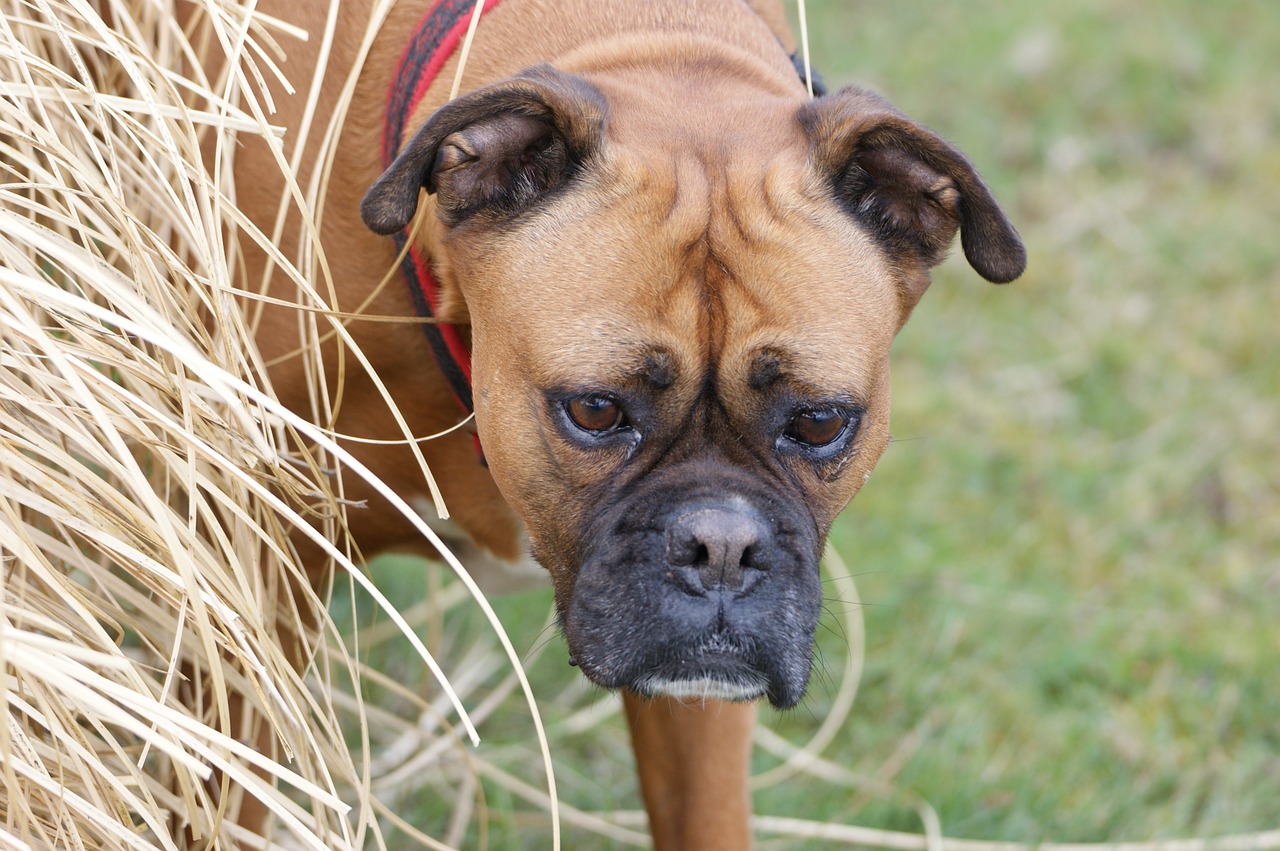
231,0,1024,847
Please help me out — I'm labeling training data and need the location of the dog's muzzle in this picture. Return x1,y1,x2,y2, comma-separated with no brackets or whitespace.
563,473,823,709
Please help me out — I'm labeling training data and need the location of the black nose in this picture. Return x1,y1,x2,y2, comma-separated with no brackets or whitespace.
665,502,770,592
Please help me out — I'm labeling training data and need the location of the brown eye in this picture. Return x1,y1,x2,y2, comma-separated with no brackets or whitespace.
566,394,626,433
784,408,849,447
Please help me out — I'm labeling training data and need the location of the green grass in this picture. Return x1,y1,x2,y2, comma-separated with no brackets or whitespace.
341,1,1280,846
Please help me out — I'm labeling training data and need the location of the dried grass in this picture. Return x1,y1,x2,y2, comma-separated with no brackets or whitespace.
0,0,539,847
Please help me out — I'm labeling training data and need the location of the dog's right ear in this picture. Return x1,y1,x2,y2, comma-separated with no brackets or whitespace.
361,65,607,234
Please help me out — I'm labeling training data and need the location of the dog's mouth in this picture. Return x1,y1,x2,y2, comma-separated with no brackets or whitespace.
626,636,771,703
565,588,814,706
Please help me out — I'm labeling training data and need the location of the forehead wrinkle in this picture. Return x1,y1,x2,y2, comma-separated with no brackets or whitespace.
649,152,785,400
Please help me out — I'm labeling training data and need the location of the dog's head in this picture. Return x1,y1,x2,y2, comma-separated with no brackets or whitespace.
362,64,1024,708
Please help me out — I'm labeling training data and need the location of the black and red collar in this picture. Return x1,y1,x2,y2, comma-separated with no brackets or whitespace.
382,0,506,417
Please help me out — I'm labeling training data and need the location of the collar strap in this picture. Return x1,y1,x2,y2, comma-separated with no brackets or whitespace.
382,0,506,417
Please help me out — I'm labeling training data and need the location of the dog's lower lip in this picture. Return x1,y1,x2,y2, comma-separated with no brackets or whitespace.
625,640,772,702
635,674,768,702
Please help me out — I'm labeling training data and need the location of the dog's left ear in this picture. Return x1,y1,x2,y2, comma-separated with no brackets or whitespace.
362,65,607,234
800,87,1026,285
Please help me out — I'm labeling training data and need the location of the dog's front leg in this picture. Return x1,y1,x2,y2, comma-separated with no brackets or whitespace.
623,691,756,851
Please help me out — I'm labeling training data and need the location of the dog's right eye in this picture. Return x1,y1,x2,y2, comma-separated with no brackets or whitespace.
565,393,628,433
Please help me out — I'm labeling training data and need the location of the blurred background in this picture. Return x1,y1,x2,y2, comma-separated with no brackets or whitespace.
790,0,1280,841
359,0,1280,846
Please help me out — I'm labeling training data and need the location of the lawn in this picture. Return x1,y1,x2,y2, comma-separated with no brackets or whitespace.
345,1,1280,846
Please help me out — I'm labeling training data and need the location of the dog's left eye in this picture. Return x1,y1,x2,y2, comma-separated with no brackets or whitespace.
782,407,853,448
565,393,628,433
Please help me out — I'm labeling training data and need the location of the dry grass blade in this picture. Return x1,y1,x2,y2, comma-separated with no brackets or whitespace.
0,0,548,847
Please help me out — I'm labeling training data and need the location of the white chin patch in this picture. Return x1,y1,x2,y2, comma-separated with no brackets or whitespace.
635,674,767,703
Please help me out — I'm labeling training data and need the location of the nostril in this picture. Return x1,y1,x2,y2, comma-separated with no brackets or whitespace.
667,537,701,567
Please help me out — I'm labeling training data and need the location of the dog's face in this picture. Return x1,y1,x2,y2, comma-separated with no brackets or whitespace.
363,67,1024,708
